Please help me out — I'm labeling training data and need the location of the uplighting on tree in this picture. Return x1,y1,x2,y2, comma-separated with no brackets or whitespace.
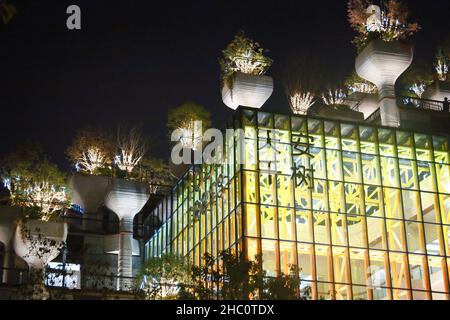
75,147,107,174
178,120,203,151
435,56,449,82
115,126,147,174
289,92,315,115
220,30,273,86
409,83,426,98
322,89,347,106
66,127,114,175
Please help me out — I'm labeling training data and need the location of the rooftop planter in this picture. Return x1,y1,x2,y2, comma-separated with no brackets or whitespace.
348,1,419,127
220,31,274,110
356,39,413,127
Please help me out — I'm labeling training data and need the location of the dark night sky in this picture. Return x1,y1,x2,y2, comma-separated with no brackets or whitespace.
0,0,449,170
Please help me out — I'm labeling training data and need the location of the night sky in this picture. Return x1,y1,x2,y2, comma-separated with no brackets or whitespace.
1,0,449,170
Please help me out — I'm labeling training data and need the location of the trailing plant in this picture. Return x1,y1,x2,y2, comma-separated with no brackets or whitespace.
0,144,70,221
347,0,420,52
66,127,115,175
167,102,212,151
219,30,273,88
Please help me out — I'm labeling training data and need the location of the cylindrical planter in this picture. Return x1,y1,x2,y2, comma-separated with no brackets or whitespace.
355,39,413,127
71,173,111,231
104,178,149,291
13,219,68,270
222,72,274,110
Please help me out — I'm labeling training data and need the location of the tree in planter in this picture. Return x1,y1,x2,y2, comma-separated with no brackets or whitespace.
0,144,70,221
0,0,16,24
283,57,323,115
347,0,420,52
66,127,115,175
398,61,434,98
135,254,188,300
345,71,378,95
114,126,147,174
435,47,449,82
167,102,212,151
321,87,350,110
138,157,177,194
219,30,273,88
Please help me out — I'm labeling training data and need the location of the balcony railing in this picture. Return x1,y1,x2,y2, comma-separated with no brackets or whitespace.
0,266,136,292
397,96,446,112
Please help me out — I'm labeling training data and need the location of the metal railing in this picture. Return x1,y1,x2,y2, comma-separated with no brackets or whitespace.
0,266,136,292
397,96,446,112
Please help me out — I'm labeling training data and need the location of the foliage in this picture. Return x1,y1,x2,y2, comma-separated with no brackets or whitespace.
398,61,434,98
0,0,17,24
347,0,420,52
66,127,115,175
261,265,301,300
137,157,177,194
115,126,148,174
435,47,449,82
176,250,305,300
219,30,273,87
135,255,189,300
0,144,70,221
321,88,348,107
167,102,212,151
345,71,377,94
180,251,263,300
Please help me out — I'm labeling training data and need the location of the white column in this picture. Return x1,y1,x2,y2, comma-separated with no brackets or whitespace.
117,216,133,291
379,84,400,127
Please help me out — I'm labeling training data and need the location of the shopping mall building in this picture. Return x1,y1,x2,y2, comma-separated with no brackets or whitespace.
145,104,450,300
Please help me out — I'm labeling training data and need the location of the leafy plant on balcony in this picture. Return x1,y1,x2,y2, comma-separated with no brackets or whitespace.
0,144,70,221
219,30,273,88
347,0,420,52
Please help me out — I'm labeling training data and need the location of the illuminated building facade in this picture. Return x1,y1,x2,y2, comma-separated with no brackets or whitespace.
145,107,450,300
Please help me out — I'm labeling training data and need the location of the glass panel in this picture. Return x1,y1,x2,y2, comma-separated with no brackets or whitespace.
296,210,313,243
278,208,295,241
349,249,367,286
279,241,296,275
261,206,277,239
262,239,278,277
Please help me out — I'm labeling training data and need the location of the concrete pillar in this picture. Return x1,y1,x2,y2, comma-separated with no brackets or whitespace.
118,216,133,291
355,39,413,127
104,179,149,291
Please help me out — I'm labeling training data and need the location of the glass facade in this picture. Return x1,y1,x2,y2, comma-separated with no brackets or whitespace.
145,108,450,300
